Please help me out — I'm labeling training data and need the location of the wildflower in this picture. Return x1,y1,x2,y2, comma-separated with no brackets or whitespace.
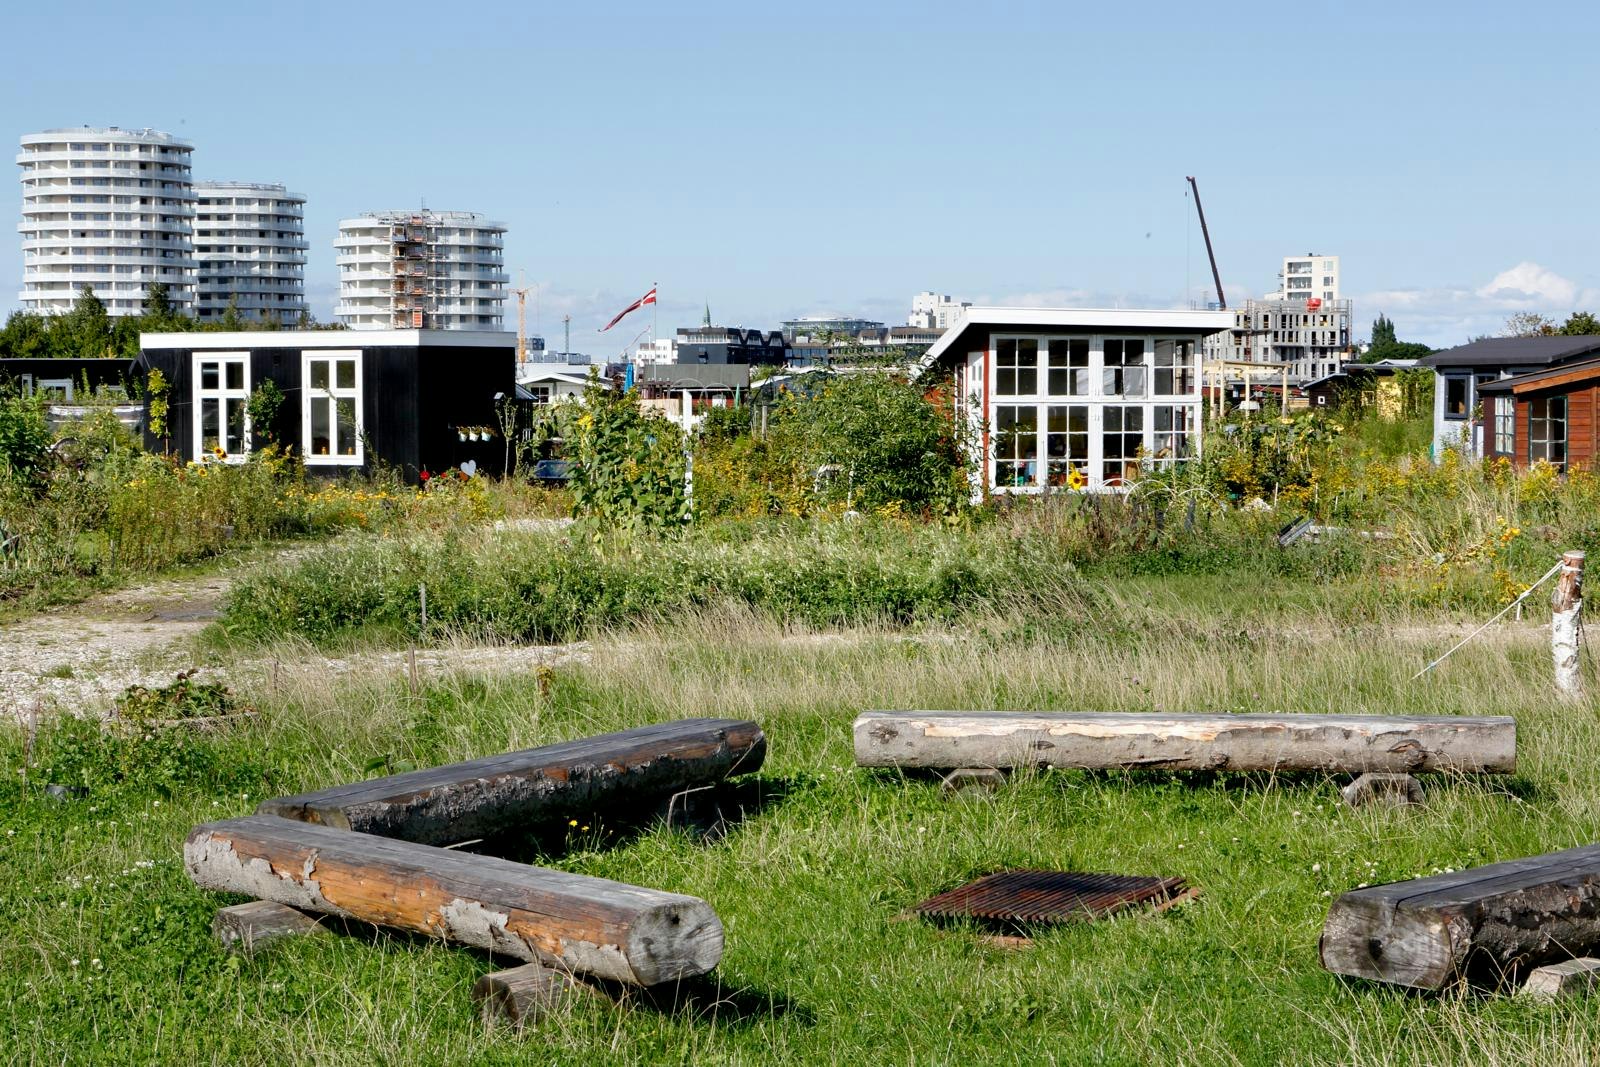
568,819,578,827
1311,863,1321,873
70,959,80,968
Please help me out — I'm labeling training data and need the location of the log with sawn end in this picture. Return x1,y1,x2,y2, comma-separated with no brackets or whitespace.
1319,842,1600,990
185,815,724,987
852,711,1514,774
257,717,765,846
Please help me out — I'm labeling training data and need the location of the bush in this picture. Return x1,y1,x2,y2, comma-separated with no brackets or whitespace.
0,391,52,483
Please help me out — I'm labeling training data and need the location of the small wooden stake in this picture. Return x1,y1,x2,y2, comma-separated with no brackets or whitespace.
473,962,599,1029
407,647,419,696
213,900,324,957
1552,550,1585,699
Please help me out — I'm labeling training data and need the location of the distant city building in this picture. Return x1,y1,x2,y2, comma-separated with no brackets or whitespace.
1270,253,1340,303
17,126,196,316
334,210,507,330
780,315,883,341
193,181,307,325
676,325,789,365
909,292,970,331
1204,253,1351,382
635,338,677,366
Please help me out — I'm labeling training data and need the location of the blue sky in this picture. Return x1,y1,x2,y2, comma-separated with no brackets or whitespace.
4,0,1598,349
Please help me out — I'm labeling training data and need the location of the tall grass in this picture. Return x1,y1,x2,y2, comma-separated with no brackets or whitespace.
2,596,1595,1064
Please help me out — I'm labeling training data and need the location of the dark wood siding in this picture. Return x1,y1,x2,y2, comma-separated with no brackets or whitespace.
1570,386,1596,470
1514,396,1529,465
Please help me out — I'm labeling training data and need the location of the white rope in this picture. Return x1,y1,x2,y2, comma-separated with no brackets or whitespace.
1409,560,1564,682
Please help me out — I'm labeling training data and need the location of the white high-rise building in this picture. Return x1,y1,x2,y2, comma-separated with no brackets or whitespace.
1271,253,1340,303
910,291,970,331
334,210,507,330
17,126,196,316
193,181,308,326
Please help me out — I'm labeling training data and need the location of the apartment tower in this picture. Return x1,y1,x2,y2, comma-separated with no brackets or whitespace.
17,126,196,315
334,210,507,330
193,181,308,325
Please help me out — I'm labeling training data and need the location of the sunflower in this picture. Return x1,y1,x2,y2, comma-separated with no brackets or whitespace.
1066,467,1087,491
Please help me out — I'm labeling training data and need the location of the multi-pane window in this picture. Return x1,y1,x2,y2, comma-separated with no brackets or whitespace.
1444,376,1469,418
1102,339,1146,397
994,405,1039,487
1529,395,1567,469
996,339,1038,396
1045,405,1088,487
1493,396,1514,455
1101,405,1144,485
1047,338,1089,396
1154,340,1195,395
193,353,249,460
1152,405,1195,465
302,351,363,465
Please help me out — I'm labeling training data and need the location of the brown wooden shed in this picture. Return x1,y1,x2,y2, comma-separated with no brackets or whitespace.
1478,357,1600,471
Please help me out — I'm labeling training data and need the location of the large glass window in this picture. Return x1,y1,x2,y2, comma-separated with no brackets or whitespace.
1152,405,1195,465
994,405,1039,487
1047,338,1089,397
996,338,1038,396
1102,339,1146,397
1102,405,1144,485
1045,405,1088,487
302,351,363,465
1154,340,1195,396
1493,396,1514,455
1444,376,1469,419
192,352,249,461
1529,395,1567,469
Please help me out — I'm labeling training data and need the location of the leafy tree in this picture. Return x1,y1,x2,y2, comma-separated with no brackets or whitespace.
567,379,688,532
1370,314,1396,348
1504,311,1556,337
0,389,53,484
1558,311,1600,336
220,296,243,332
67,285,112,357
0,311,50,358
141,281,175,321
770,371,962,513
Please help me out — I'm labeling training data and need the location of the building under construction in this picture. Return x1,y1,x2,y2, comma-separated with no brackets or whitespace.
1203,298,1353,384
334,210,507,330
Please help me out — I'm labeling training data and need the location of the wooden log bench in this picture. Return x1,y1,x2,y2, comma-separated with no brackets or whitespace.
1319,842,1600,990
185,815,723,986
853,711,1515,774
257,718,766,846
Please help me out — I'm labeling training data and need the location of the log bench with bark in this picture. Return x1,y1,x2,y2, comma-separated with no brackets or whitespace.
1319,842,1600,990
853,711,1515,775
257,717,767,846
185,814,724,986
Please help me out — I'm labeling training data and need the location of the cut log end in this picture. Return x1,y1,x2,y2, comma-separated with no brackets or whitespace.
1319,896,1456,990
623,900,725,987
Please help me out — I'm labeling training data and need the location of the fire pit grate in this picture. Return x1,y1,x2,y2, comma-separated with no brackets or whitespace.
912,870,1190,928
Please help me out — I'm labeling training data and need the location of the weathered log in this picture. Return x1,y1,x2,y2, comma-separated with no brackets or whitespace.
1340,772,1425,809
1319,843,1600,990
185,815,723,986
853,711,1515,774
257,718,765,845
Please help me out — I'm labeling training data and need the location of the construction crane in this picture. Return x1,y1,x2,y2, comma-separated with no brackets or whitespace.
1186,176,1226,310
510,270,531,366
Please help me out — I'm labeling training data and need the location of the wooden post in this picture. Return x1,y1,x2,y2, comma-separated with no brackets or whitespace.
473,962,600,1028
213,900,325,957
1552,550,1584,698
186,816,724,986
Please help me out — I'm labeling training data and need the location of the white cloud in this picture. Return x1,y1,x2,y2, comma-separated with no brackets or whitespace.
1476,261,1578,307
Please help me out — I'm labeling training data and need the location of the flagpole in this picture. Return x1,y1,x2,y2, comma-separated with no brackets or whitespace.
652,280,658,345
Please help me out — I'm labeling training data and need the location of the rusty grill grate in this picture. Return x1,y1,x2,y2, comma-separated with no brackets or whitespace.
912,870,1189,926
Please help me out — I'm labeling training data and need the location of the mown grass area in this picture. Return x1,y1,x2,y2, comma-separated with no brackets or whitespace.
4,600,1599,1065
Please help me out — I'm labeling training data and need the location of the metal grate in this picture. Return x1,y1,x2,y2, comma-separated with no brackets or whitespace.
912,870,1188,926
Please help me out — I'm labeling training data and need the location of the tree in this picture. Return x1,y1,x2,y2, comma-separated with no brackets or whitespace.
1504,311,1556,337
1370,314,1396,348
0,311,49,359
220,296,243,332
66,285,112,358
1558,311,1600,336
142,281,174,320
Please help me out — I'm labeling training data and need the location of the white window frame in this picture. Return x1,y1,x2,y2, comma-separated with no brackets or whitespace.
191,352,250,463
301,350,364,466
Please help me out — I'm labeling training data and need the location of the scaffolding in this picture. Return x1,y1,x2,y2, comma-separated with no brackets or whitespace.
388,213,442,329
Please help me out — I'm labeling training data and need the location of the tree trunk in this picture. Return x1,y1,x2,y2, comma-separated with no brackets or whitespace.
185,815,724,986
257,718,766,846
853,711,1515,774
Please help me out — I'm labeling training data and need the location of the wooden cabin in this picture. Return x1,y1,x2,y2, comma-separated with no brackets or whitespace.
138,330,516,478
1477,358,1600,471
1418,336,1600,460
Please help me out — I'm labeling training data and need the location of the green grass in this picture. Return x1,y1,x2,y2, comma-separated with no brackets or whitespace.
4,597,1599,1065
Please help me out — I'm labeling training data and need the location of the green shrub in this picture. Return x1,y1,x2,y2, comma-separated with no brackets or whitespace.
0,390,51,483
